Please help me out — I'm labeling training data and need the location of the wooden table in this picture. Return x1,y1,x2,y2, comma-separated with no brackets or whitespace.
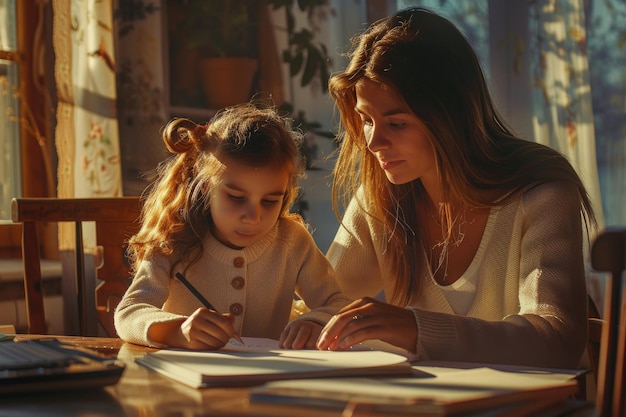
1,335,595,417
1,335,345,417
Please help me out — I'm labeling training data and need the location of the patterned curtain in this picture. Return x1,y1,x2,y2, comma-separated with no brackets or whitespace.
52,0,122,333
53,0,122,201
53,0,123,247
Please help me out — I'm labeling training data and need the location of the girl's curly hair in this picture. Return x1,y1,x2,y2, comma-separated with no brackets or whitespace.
128,102,305,275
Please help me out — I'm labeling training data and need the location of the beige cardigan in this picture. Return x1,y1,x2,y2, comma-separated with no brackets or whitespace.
115,218,351,347
327,181,589,368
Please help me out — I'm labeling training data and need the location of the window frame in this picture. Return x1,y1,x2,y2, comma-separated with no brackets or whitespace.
0,1,52,256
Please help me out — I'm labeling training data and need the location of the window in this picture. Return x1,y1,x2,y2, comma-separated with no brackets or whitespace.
0,1,51,257
0,0,20,221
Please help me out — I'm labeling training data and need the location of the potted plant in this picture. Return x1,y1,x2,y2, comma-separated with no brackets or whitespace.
172,0,259,109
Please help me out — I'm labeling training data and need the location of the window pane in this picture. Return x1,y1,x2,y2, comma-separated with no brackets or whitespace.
0,59,21,221
587,1,626,226
0,0,17,51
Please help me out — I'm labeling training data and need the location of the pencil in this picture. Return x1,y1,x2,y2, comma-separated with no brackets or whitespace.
175,272,245,345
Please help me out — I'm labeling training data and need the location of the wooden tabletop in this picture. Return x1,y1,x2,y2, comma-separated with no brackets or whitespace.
3,335,340,417
3,335,595,417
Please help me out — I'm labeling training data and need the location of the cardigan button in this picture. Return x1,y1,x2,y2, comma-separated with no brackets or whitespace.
229,303,243,316
233,257,244,268
231,276,245,290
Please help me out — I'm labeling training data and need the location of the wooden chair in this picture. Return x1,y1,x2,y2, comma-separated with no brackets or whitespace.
587,317,604,378
580,295,604,401
591,228,626,417
11,197,141,337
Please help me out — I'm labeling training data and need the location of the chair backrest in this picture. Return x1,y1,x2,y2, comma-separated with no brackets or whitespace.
11,197,142,337
591,228,626,417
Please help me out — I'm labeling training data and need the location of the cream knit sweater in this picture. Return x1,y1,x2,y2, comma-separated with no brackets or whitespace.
327,181,589,368
115,218,352,347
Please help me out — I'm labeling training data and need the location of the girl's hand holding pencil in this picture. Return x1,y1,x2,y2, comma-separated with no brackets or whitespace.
175,272,246,349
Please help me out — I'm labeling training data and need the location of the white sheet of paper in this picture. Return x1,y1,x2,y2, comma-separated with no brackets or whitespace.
224,337,418,360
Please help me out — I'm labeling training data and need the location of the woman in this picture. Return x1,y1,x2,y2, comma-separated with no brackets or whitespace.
316,7,596,368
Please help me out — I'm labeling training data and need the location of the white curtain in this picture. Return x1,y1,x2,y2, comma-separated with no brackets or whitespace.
530,0,605,229
529,0,607,310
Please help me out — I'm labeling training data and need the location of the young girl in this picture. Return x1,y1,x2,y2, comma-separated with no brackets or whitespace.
115,103,351,350
316,7,596,369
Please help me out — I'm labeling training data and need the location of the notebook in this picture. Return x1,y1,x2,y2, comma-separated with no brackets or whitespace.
0,338,125,394
136,337,413,388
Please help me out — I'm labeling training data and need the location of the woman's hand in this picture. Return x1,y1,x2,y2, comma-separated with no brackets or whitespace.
149,307,239,350
316,297,418,352
279,320,323,349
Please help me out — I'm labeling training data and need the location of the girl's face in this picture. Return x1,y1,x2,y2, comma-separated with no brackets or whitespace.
355,79,437,188
210,157,289,249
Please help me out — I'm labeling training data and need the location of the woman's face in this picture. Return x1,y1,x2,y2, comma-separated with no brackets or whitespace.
210,156,288,249
355,79,437,187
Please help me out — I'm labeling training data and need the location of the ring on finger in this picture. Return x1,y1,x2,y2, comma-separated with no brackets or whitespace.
352,313,365,320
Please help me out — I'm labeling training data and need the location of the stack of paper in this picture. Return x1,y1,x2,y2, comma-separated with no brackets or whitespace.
250,363,582,416
136,337,582,416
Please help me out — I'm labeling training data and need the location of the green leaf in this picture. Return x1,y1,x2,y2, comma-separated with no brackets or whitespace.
301,45,320,86
291,52,304,76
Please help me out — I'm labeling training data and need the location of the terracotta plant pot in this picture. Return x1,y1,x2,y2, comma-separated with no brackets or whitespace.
197,57,258,109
